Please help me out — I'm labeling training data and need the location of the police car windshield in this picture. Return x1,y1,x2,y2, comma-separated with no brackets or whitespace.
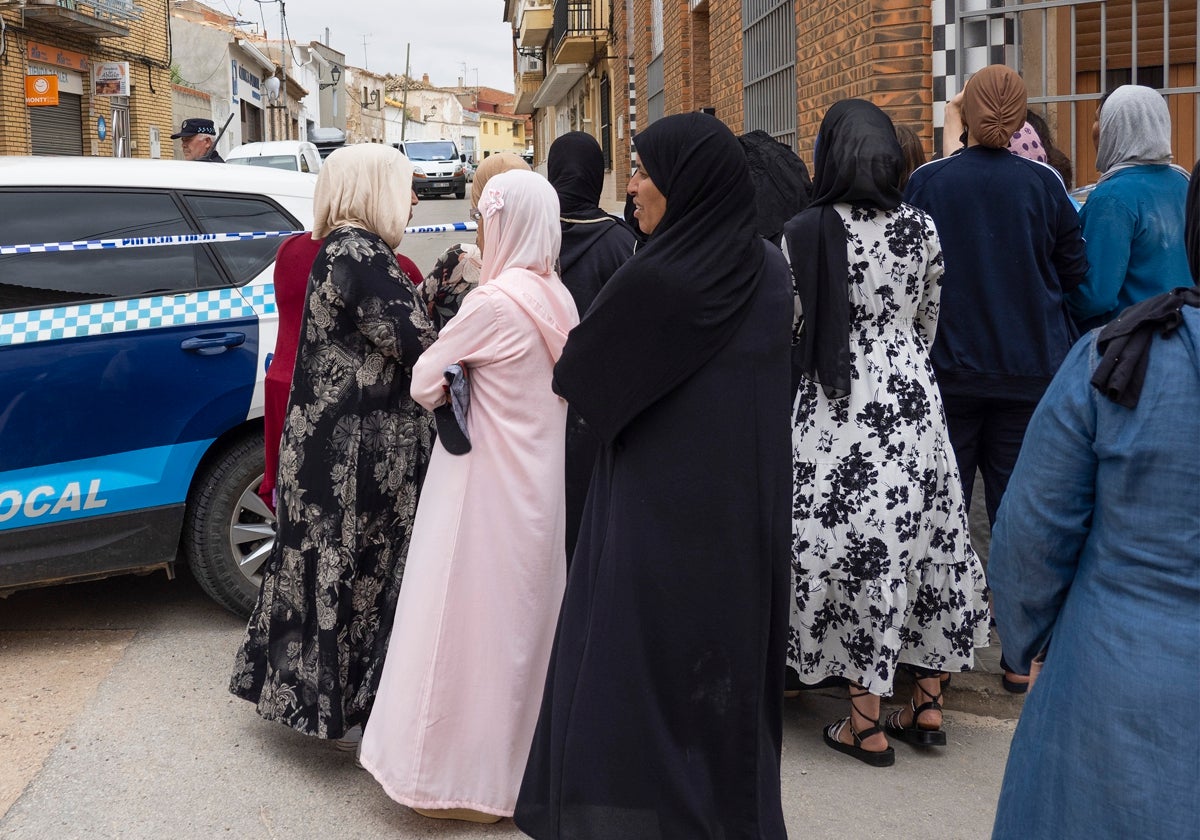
405,142,456,162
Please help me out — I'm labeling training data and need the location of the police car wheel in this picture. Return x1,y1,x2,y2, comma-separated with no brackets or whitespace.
183,433,274,617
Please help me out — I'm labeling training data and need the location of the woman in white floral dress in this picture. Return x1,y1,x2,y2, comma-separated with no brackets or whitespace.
229,145,437,740
783,100,989,767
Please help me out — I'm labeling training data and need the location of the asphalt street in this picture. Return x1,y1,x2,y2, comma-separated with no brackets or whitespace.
0,568,1015,840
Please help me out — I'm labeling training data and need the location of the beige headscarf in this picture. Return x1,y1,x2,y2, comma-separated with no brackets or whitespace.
962,65,1028,149
312,144,414,250
470,152,531,206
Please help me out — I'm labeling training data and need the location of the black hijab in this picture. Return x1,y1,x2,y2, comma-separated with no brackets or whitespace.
553,112,766,443
783,99,904,398
548,131,609,221
548,131,635,287
1187,158,1200,284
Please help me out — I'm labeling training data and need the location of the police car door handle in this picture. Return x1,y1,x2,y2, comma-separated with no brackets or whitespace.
180,332,246,355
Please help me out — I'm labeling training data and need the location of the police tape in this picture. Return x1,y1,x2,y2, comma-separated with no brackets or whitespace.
0,222,479,256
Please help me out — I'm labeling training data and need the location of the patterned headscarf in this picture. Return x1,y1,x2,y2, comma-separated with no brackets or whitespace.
312,144,413,251
1007,122,1047,162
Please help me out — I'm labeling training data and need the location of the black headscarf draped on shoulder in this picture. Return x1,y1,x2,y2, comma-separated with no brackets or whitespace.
783,99,904,398
553,112,766,443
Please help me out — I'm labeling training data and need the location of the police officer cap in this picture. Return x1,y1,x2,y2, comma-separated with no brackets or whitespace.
171,118,216,139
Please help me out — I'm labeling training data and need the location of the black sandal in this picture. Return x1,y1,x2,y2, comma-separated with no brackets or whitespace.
884,680,947,747
822,687,895,767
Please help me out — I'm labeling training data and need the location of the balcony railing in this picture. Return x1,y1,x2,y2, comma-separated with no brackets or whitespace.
23,0,142,38
552,0,609,65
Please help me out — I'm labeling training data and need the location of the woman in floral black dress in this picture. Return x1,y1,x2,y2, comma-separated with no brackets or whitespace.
229,145,437,740
783,100,989,766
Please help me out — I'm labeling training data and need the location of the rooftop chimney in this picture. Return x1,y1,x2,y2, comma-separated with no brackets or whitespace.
422,73,429,84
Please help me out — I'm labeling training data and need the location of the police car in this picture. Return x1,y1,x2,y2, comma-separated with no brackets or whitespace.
0,157,315,615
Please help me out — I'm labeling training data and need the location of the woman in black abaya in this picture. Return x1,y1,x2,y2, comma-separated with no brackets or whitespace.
547,131,637,560
515,112,793,840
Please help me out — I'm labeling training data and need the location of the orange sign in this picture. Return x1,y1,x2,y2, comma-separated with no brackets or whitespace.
26,75,60,107
26,41,89,73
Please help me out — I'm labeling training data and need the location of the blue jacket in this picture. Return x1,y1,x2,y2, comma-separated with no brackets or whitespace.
988,307,1200,839
1069,165,1190,329
905,147,1089,401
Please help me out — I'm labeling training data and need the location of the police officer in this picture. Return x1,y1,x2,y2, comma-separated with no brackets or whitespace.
171,118,224,162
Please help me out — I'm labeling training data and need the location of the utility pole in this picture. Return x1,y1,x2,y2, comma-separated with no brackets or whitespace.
279,1,289,140
400,43,411,142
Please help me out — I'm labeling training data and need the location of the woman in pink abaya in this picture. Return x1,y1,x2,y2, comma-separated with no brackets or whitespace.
359,169,579,824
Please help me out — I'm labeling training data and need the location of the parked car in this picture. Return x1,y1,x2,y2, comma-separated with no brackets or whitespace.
308,127,347,160
396,139,467,199
226,140,323,173
0,157,315,616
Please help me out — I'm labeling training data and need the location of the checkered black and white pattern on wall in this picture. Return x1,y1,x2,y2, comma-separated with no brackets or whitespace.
931,0,1017,155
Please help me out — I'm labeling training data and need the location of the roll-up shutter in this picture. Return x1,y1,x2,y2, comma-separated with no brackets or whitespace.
31,94,84,156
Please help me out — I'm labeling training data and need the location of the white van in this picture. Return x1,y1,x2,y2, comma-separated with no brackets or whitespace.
226,140,323,174
395,139,467,199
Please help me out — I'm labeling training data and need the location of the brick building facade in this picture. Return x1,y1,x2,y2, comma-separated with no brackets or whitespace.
525,0,1194,208
1,1,174,158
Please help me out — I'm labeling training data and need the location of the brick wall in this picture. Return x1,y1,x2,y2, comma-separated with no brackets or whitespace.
622,0,932,163
795,0,932,161
0,2,174,158
707,0,744,131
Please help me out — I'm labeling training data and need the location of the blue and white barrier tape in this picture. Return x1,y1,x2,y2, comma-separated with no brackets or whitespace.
0,222,478,256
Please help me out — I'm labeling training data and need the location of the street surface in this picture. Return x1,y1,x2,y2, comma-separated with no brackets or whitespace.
0,570,1015,840
0,186,1014,838
403,194,477,278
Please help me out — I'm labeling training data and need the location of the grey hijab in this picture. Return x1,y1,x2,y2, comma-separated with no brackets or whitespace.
1096,85,1174,177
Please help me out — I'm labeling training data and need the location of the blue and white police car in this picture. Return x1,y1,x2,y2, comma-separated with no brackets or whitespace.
0,157,315,615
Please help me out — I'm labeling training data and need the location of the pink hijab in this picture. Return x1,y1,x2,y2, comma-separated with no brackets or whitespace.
1007,121,1047,163
477,169,578,357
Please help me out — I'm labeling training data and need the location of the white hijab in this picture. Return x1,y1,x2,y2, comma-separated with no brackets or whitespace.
312,144,414,250
1096,85,1174,177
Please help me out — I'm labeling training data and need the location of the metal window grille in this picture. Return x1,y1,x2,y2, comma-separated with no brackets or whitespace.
647,55,665,125
947,0,1198,184
742,0,797,149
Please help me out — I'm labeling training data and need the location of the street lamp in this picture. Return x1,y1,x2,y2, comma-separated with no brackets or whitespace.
264,73,283,141
320,64,342,90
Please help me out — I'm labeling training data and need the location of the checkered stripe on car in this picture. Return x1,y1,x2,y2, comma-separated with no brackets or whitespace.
0,285,276,347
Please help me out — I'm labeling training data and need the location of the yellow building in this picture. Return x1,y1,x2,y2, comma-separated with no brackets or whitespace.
1,1,174,157
478,111,527,158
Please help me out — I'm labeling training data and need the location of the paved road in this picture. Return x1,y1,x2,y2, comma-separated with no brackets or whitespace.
404,195,475,278
0,560,1015,840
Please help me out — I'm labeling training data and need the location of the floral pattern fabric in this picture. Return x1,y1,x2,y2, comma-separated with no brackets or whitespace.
789,203,990,695
230,226,437,739
414,242,480,331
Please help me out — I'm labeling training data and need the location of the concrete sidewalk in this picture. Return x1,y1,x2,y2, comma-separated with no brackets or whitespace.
0,572,1016,840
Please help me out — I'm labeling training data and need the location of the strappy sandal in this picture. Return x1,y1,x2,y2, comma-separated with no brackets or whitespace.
822,687,896,767
884,681,947,747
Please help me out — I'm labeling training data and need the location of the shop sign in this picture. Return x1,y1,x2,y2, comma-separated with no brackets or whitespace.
25,75,59,107
26,42,89,73
93,62,130,97
27,63,85,96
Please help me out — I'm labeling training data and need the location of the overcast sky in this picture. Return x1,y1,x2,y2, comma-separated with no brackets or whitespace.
254,0,516,91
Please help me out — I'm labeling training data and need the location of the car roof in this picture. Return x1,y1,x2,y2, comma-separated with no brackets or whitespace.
227,141,318,156
0,156,317,198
